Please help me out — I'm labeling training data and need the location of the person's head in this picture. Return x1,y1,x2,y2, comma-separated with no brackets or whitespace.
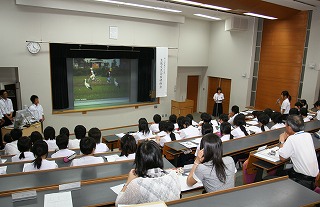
294,102,302,110
0,90,8,99
263,108,273,118
134,140,163,177
43,126,55,140
220,122,231,135
201,123,213,135
17,136,32,160
120,134,137,157
30,95,39,105
202,113,212,124
138,118,150,134
74,125,86,140
169,114,177,124
158,121,167,132
258,113,269,132
300,108,308,117
218,114,229,123
56,134,69,150
252,111,263,118
285,115,304,135
184,116,192,127
233,114,248,136
289,108,300,116
32,140,48,169
271,112,283,124
177,116,186,129
300,99,308,108
231,105,239,115
4,133,13,143
10,128,22,141
29,131,43,145
186,114,194,121
59,127,69,137
314,100,320,110
217,87,222,93
153,114,161,124
199,133,226,183
281,91,291,101
88,127,101,144
164,122,176,141
80,137,96,155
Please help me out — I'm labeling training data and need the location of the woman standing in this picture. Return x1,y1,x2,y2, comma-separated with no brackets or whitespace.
213,87,224,117
278,90,291,120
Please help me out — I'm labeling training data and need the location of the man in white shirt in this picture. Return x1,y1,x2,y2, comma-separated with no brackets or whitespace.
278,115,319,190
4,128,22,155
28,95,44,122
0,90,14,126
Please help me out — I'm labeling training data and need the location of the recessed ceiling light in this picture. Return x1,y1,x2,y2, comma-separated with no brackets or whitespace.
194,14,221,20
96,0,182,13
170,0,231,11
244,12,277,20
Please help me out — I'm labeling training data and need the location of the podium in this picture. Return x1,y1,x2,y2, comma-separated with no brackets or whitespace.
171,99,194,117
1,122,42,142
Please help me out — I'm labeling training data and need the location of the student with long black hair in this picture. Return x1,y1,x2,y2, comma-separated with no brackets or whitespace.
116,134,137,161
231,114,249,139
12,136,35,162
270,112,285,130
23,140,57,172
157,122,181,147
187,133,235,192
134,118,153,142
43,126,58,151
257,113,270,132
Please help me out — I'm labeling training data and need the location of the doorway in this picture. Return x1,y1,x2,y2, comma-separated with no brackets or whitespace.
187,76,199,112
207,77,231,116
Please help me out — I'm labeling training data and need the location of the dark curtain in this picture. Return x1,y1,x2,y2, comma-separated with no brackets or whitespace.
138,48,154,102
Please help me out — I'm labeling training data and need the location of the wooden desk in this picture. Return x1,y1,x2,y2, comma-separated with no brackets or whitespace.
102,135,120,151
1,122,42,141
166,177,320,207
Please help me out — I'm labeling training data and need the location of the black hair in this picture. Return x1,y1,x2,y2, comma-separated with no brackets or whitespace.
186,114,194,121
177,116,185,130
134,140,163,177
120,134,137,157
300,99,308,110
169,114,177,124
74,125,86,140
294,102,303,109
271,112,283,124
10,129,22,141
59,127,69,137
18,136,32,160
300,108,308,117
201,123,213,135
200,133,227,183
56,134,69,150
80,137,96,155
165,122,176,141
0,90,7,96
233,114,248,136
32,140,48,169
158,121,167,132
43,126,55,140
289,108,300,116
314,100,320,107
202,113,212,124
184,116,192,127
138,118,150,135
281,91,291,102
219,114,229,123
216,87,222,93
30,95,38,104
263,108,273,118
29,131,43,145
252,111,263,118
4,133,13,143
153,114,161,124
220,122,231,135
286,115,304,132
88,127,101,144
200,113,207,121
231,105,239,114
258,113,269,132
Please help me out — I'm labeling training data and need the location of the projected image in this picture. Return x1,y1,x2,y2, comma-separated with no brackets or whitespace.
72,58,137,109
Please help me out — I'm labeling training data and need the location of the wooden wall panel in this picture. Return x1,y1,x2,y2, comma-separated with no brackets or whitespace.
187,76,199,112
207,77,231,116
255,11,308,111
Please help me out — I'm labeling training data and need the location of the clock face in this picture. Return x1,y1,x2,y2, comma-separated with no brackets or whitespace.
26,42,41,54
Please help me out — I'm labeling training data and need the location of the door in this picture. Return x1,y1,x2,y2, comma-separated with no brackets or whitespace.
4,84,18,114
207,77,231,115
187,76,199,112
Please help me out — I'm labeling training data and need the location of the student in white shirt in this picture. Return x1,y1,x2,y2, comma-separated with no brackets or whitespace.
231,114,249,139
180,117,201,139
23,140,58,172
29,95,44,122
116,134,137,161
0,90,14,126
314,101,320,120
256,113,270,133
29,131,43,145
228,105,240,125
186,114,198,126
278,90,291,120
300,99,308,110
156,121,167,137
69,125,86,149
51,135,76,158
70,137,104,166
220,122,231,142
289,108,300,116
212,87,224,117
59,127,70,138
169,114,179,130
263,108,273,123
156,122,181,147
88,127,109,153
4,128,22,155
149,114,161,134
12,136,35,162
270,112,285,130
134,118,153,142
43,126,58,151
300,108,311,122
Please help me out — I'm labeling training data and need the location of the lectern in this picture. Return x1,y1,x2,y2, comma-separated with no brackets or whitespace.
171,99,194,117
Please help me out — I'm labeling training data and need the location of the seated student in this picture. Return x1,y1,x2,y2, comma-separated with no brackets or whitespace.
12,136,35,162
59,127,70,138
88,127,109,153
156,121,167,137
69,125,86,149
29,131,43,144
115,140,181,206
195,123,214,156
149,114,161,134
23,140,58,172
51,135,76,158
295,102,303,111
44,126,58,151
198,113,212,126
251,110,263,121
300,99,308,110
70,137,104,166
313,101,320,120
134,118,153,142
263,108,273,122
3,132,13,144
231,114,249,139
157,122,181,147
5,128,22,155
270,112,285,130
186,114,198,126
218,114,229,124
289,108,300,115
300,108,311,122
228,105,239,125
248,113,270,134
187,133,235,193
169,114,179,130
180,117,201,139
220,122,232,142
177,116,186,130
116,134,137,161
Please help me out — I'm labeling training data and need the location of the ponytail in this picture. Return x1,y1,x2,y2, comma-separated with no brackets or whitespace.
169,132,176,141
33,156,43,169
19,152,25,160
230,134,234,140
261,125,265,132
288,95,291,102
31,140,48,169
239,125,249,136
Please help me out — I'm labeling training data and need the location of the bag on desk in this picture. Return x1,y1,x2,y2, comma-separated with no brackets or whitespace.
63,153,76,163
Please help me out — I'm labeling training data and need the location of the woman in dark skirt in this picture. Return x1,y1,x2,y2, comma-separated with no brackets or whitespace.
213,87,224,117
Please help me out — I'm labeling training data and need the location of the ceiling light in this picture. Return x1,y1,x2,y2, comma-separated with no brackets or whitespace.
244,12,277,20
194,14,221,20
170,0,231,11
96,0,182,13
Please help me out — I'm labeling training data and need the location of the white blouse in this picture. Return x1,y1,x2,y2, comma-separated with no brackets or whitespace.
23,160,58,172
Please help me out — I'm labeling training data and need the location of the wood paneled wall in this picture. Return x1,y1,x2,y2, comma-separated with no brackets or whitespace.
255,11,308,111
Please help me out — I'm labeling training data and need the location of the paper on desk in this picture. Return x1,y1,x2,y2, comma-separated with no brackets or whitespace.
116,133,126,138
110,183,125,195
178,175,203,192
0,166,7,174
44,191,73,207
1,159,7,163
179,141,198,149
246,120,259,125
105,154,120,162
255,146,280,162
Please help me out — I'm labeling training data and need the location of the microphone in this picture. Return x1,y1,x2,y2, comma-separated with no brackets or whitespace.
63,153,77,163
276,98,280,104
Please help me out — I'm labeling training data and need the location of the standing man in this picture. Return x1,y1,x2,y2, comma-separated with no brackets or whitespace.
29,95,45,123
278,115,319,190
0,90,14,126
